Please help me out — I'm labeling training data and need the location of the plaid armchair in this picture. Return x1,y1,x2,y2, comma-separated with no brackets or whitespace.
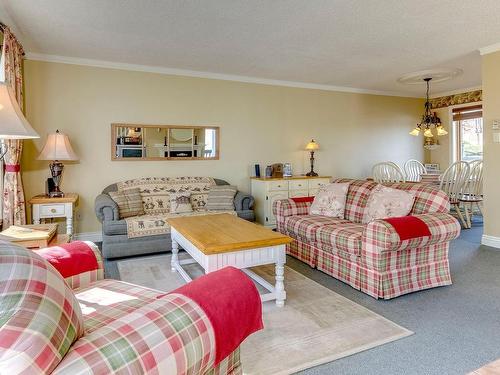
0,241,251,374
274,179,461,299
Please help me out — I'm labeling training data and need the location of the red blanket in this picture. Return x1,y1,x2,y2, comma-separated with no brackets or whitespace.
167,267,263,365
34,241,98,278
291,196,314,203
383,216,431,241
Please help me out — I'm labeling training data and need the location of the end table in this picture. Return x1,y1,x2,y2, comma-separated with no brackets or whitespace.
29,193,79,235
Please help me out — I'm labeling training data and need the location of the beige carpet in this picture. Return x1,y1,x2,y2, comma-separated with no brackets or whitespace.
118,254,413,375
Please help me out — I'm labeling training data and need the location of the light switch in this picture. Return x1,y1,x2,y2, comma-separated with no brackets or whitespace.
494,132,500,143
493,120,500,130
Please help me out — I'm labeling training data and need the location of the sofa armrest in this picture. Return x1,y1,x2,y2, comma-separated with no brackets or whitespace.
362,212,461,254
234,191,254,211
95,193,119,223
35,241,104,290
273,198,311,232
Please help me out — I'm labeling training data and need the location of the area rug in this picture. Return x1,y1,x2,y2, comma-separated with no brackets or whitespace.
117,254,413,375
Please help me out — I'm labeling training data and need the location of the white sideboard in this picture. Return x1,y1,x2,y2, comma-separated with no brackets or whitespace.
251,176,331,227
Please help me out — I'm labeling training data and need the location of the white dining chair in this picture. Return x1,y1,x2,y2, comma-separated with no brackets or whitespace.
404,159,427,182
439,161,470,228
372,162,405,183
459,160,483,228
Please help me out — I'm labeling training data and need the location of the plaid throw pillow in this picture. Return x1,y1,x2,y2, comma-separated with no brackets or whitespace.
206,185,237,211
109,188,145,219
170,192,194,214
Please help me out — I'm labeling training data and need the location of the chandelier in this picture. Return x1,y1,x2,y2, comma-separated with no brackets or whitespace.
409,77,448,138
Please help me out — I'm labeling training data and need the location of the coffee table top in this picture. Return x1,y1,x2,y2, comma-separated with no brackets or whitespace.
167,213,292,254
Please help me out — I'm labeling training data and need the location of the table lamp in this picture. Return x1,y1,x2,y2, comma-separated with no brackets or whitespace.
305,139,319,177
37,130,78,197
0,81,39,158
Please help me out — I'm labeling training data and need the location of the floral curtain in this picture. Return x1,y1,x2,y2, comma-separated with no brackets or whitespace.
1,25,27,227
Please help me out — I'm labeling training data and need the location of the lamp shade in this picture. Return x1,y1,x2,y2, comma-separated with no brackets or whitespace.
305,139,319,151
0,81,39,139
37,130,78,161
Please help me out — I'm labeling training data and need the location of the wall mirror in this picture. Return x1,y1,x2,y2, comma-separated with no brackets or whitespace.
111,124,219,160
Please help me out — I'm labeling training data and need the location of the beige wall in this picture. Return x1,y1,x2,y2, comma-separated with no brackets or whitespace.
482,51,500,238
22,60,424,233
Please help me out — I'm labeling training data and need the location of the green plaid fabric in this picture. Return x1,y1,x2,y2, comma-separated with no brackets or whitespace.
0,242,84,374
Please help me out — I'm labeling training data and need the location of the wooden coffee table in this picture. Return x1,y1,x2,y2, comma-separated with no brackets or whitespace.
167,213,293,306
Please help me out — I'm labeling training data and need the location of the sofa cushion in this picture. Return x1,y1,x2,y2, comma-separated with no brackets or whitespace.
191,192,209,211
382,182,450,214
169,192,193,214
0,242,84,374
74,279,160,333
362,185,415,224
109,188,144,219
283,215,350,241
206,185,238,211
143,193,170,215
315,223,365,256
310,182,350,218
334,179,378,223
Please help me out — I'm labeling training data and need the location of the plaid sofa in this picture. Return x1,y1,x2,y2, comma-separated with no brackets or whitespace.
274,179,461,299
0,241,244,374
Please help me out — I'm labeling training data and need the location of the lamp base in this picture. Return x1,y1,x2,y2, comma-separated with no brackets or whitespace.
49,191,65,198
306,171,319,177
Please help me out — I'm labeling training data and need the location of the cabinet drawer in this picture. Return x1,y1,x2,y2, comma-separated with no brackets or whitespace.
40,204,65,217
289,190,309,198
289,180,308,190
308,178,330,190
268,180,289,191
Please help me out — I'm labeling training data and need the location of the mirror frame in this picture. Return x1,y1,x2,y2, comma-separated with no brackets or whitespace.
111,123,220,161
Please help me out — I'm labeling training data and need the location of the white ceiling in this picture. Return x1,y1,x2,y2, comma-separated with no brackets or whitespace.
2,0,500,97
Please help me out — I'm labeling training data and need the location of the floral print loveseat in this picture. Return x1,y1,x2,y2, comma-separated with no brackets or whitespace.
274,179,461,299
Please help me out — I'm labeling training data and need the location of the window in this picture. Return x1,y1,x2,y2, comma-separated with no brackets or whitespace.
453,105,483,162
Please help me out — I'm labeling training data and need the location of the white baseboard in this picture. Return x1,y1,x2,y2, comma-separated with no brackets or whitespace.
73,231,102,243
481,235,500,249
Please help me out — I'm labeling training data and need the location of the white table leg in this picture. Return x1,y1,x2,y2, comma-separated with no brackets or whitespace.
171,238,179,272
275,260,286,307
32,205,41,224
67,216,73,235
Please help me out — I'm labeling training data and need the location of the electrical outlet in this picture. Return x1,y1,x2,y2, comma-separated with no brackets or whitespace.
494,132,500,143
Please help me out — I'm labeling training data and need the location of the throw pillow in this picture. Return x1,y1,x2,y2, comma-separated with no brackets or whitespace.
205,185,237,211
170,192,194,214
310,182,350,218
109,188,144,219
0,242,84,374
142,194,170,215
362,185,415,224
191,192,209,211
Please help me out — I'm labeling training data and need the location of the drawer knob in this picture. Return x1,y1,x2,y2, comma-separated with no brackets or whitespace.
50,208,57,213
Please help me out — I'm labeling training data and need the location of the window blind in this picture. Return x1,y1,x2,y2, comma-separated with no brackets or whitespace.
452,105,482,121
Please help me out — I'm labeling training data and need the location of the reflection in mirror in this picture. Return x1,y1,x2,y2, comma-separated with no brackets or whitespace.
111,124,219,160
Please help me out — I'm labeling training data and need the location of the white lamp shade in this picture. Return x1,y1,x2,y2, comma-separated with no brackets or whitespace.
0,81,39,139
37,131,78,161
305,140,319,151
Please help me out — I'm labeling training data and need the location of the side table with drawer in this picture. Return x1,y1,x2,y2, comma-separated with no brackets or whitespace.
29,193,79,235
251,176,331,227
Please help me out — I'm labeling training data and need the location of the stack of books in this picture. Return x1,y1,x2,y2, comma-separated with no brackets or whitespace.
0,224,58,249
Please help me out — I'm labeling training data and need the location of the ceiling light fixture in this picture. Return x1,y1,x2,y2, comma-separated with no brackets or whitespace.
409,77,448,138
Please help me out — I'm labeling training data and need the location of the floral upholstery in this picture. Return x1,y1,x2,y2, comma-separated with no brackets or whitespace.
274,179,461,299
0,241,244,374
362,185,415,224
309,182,350,218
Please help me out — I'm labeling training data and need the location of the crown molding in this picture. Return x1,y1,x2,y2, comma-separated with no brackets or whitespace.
479,42,500,56
25,52,423,98
430,85,482,98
